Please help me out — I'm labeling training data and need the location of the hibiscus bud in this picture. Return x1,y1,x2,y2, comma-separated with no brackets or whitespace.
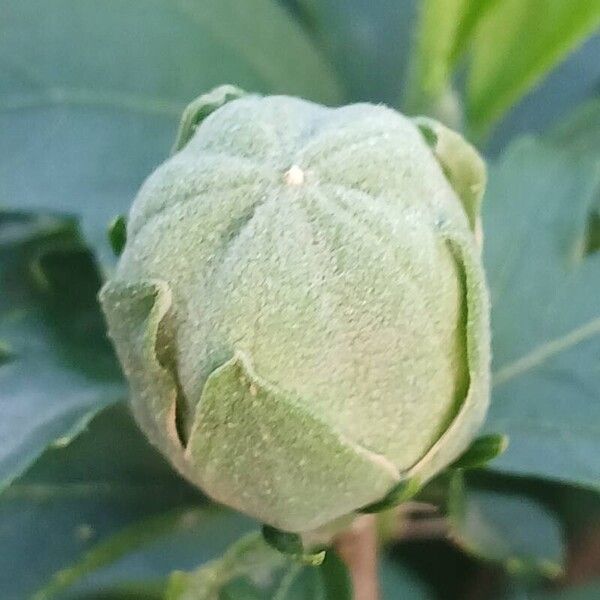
100,86,490,533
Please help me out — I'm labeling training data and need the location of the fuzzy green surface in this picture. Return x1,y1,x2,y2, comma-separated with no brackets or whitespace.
100,88,490,532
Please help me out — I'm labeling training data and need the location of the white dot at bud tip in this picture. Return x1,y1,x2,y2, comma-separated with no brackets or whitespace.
283,164,305,186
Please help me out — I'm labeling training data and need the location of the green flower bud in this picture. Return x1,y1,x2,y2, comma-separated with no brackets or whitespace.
100,86,490,533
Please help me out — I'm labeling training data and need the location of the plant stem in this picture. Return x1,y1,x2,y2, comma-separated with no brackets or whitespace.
334,514,379,600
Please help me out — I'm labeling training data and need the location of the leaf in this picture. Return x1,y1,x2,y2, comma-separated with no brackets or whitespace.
0,0,341,264
406,0,468,113
0,403,211,600
483,102,600,489
359,478,421,514
448,0,502,63
379,557,431,600
168,543,351,600
449,474,565,577
451,434,509,470
0,211,124,491
262,526,304,557
485,34,600,154
535,583,600,600
405,0,503,121
33,508,234,600
546,99,600,152
297,0,418,104
467,0,600,136
166,533,283,600
107,216,127,257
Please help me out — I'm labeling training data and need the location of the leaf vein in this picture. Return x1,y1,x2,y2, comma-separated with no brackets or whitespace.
493,316,600,387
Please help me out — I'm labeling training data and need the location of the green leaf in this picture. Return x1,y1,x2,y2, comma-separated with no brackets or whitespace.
448,0,501,63
535,582,600,600
0,0,341,263
467,0,600,136
107,216,127,257
297,0,417,104
317,550,352,600
485,35,600,154
407,0,469,114
167,540,351,600
0,403,209,600
483,102,600,489
449,474,565,577
379,557,431,600
546,99,600,153
33,508,232,600
359,478,421,514
260,526,326,568
451,434,509,470
262,526,304,557
0,211,124,491
165,533,284,600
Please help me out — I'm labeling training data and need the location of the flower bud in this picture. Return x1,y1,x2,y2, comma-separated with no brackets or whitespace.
100,86,490,532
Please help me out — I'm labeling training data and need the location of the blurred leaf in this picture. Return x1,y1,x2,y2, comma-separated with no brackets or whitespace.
316,551,353,600
467,0,600,137
547,98,600,256
0,403,208,599
33,508,230,600
166,535,350,600
360,478,422,514
537,582,600,599
483,103,600,489
64,508,256,600
390,538,482,600
379,556,431,600
261,526,304,556
449,474,565,577
166,534,282,600
485,34,600,154
0,0,341,264
407,0,468,114
504,581,600,599
296,0,418,104
0,212,123,491
451,434,509,470
107,216,127,258
449,0,501,62
61,586,167,600
546,98,600,152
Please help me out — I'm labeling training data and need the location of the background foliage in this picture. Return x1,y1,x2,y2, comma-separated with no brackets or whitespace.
1,0,600,598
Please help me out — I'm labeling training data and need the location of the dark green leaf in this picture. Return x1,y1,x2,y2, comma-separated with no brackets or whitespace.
317,551,352,600
165,533,284,600
297,0,418,104
483,102,600,489
107,216,127,257
261,526,304,556
0,403,207,599
0,0,341,263
449,475,565,578
0,212,123,491
535,582,600,600
33,508,231,600
166,539,349,600
389,538,481,600
379,556,431,600
261,526,325,567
